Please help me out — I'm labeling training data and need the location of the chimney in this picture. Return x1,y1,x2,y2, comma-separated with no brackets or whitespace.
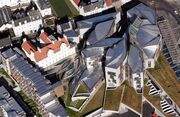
23,38,27,42
41,29,44,33
37,47,41,52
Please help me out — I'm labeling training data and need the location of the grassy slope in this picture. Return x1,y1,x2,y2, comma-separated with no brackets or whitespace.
67,83,105,117
148,53,180,107
76,84,89,93
103,85,124,111
49,0,72,17
122,82,142,113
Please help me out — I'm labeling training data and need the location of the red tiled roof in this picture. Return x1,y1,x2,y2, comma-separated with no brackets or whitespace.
39,32,51,44
34,47,48,62
22,36,70,62
61,37,69,46
73,0,80,6
22,41,37,54
106,0,112,6
47,40,62,53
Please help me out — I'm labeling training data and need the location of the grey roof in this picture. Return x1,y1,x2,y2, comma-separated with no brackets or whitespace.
129,18,161,59
0,6,12,27
0,86,26,116
10,57,51,96
14,10,41,26
77,12,116,29
137,20,160,46
128,3,156,24
37,0,51,10
64,30,78,37
46,101,67,117
2,49,67,116
106,38,127,68
88,38,120,48
87,19,114,45
81,47,104,58
128,45,143,73
79,66,103,91
0,37,12,48
1,48,16,59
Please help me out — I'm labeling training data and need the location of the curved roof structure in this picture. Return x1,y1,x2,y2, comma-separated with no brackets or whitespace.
88,38,120,48
106,38,127,68
137,20,161,58
95,20,114,41
87,19,114,45
128,45,143,73
137,21,160,46
128,3,156,24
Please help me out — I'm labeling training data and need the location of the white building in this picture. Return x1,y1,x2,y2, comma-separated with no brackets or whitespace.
35,0,52,17
105,38,127,89
128,45,144,93
12,8,43,36
128,3,162,69
0,0,30,7
71,0,113,16
22,30,76,69
0,48,67,117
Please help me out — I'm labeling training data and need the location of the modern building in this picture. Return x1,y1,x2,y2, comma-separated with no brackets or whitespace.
128,3,162,69
0,48,67,117
105,38,127,89
71,0,113,16
76,11,120,38
0,86,26,117
21,30,76,69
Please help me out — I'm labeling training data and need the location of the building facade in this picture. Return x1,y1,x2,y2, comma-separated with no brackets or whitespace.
22,30,76,69
0,48,67,117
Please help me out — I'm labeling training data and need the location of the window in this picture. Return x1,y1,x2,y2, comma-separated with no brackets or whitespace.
148,61,151,68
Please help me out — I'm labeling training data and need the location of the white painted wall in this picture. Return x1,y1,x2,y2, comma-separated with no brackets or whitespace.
0,0,30,7
132,72,144,93
105,66,121,88
13,19,43,37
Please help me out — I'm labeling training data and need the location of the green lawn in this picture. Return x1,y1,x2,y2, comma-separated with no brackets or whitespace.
76,83,89,94
66,83,105,117
74,99,86,109
148,53,180,107
103,85,124,111
122,81,142,113
49,0,72,17
19,91,41,117
49,0,79,17
0,68,10,78
0,68,15,86
45,19,54,26
64,0,79,16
